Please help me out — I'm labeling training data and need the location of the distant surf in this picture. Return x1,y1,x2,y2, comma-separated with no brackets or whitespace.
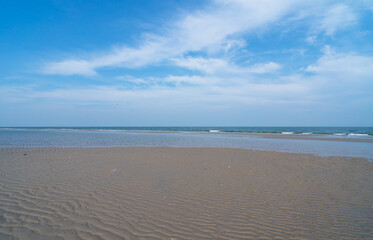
1,126,372,136
348,133,369,136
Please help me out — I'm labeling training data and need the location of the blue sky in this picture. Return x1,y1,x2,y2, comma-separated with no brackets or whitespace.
1,0,373,126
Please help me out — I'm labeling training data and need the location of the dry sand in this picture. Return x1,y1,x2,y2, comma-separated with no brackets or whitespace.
0,147,372,239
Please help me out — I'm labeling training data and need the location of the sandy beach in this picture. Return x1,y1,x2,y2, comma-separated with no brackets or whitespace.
0,147,372,239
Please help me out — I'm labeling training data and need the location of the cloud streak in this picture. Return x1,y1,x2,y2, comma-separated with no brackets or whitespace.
41,0,312,76
318,4,357,36
7,50,371,108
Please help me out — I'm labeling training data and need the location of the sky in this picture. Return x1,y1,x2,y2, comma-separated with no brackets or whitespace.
1,0,373,126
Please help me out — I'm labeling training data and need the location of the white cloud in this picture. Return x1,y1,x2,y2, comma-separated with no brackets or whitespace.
173,56,281,74
302,49,373,99
0,81,309,107
41,1,364,77
164,75,219,85
305,35,317,44
42,60,97,76
306,51,373,77
318,4,357,36
221,39,246,53
246,62,282,74
5,49,373,109
15,1,372,112
172,57,229,74
41,0,308,76
115,75,147,84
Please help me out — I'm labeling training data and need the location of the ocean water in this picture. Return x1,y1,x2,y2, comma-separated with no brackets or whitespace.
0,127,372,159
1,126,373,135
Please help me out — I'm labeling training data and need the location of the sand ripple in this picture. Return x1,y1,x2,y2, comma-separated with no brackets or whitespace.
0,147,372,239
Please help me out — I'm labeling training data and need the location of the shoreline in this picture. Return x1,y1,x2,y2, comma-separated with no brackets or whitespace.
0,146,371,161
118,130,373,143
2,128,373,143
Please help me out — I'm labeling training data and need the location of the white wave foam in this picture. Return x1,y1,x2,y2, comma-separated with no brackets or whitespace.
333,133,346,136
301,132,312,135
209,130,220,133
281,132,294,135
348,133,369,136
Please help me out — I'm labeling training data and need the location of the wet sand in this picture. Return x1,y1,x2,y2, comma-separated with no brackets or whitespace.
0,147,372,239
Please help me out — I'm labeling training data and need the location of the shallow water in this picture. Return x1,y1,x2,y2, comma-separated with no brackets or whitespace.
0,129,372,159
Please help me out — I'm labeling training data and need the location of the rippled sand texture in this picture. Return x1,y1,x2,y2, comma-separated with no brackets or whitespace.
0,147,372,239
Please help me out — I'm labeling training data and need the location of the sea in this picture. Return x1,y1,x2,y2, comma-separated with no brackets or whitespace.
0,127,372,159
